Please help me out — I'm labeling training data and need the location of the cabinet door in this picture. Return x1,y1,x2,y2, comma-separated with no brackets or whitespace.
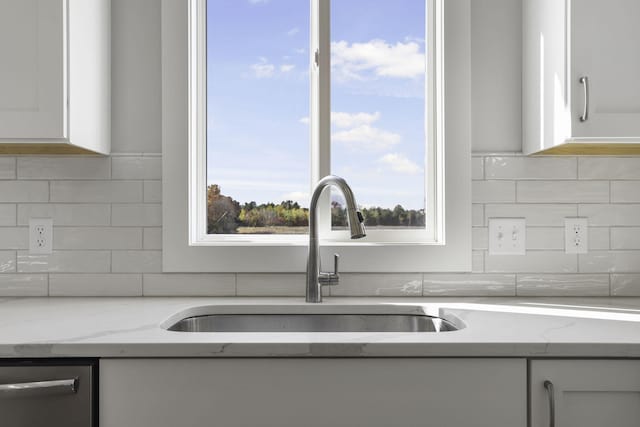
0,0,65,139
571,0,640,138
531,360,640,427
101,358,526,427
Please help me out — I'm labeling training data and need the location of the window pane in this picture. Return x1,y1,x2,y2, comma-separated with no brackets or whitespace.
206,0,309,235
331,0,427,230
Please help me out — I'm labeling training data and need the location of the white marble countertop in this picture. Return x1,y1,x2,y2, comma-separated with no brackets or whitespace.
1,296,640,358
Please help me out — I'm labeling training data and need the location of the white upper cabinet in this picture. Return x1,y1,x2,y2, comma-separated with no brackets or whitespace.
524,0,640,155
0,0,64,139
0,0,110,155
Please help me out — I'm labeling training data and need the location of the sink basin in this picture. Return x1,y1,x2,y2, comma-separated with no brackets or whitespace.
164,305,461,333
167,313,458,332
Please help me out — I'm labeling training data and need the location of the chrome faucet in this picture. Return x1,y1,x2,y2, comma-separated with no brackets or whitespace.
306,175,366,303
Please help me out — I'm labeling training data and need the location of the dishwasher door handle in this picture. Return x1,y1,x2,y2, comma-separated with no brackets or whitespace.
0,378,78,397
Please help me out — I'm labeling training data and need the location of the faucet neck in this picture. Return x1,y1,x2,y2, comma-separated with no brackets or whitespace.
306,175,364,303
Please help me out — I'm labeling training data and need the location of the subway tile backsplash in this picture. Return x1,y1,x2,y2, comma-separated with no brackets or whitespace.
17,157,111,180
578,157,640,180
0,158,16,180
0,153,639,296
485,156,577,180
50,181,143,203
516,181,610,203
18,204,111,226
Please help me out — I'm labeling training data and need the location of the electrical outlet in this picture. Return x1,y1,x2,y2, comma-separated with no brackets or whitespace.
488,218,526,255
565,217,588,254
29,218,53,254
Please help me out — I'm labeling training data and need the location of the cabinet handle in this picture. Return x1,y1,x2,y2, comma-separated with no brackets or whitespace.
0,378,78,398
579,76,589,122
543,380,555,427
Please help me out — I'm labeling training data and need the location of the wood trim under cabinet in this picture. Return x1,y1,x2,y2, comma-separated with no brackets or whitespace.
0,143,103,155
534,143,640,156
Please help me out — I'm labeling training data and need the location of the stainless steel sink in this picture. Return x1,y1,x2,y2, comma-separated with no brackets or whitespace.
166,313,459,333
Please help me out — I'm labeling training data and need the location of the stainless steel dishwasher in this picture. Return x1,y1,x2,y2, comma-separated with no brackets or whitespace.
0,359,96,427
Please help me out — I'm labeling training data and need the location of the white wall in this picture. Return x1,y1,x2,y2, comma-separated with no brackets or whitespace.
0,0,638,297
111,0,525,155
111,0,162,154
471,0,523,153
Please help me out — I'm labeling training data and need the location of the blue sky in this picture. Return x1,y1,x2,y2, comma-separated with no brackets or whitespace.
207,0,426,210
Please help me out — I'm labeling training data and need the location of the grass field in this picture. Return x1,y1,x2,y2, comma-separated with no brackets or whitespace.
237,226,308,234
236,225,424,234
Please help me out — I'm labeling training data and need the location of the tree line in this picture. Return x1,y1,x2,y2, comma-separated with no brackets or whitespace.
207,184,425,234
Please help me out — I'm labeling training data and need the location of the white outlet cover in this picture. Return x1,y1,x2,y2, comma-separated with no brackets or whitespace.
565,217,588,254
488,218,526,255
29,218,53,254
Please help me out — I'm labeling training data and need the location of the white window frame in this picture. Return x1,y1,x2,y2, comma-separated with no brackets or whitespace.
162,0,471,273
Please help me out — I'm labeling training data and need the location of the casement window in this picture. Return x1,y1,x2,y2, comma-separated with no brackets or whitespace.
162,0,471,273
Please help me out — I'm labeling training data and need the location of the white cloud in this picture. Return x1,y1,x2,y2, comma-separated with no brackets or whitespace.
404,35,425,44
280,64,295,73
248,0,269,4
300,112,381,128
302,112,399,151
379,153,422,175
286,27,299,37
250,57,275,78
333,125,401,151
331,111,381,129
294,48,306,55
331,39,425,81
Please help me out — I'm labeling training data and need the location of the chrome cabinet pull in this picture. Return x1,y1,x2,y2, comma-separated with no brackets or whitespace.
0,378,78,397
579,76,589,122
544,380,555,427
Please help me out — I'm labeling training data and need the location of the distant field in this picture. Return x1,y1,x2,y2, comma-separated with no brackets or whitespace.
236,225,424,234
237,226,308,234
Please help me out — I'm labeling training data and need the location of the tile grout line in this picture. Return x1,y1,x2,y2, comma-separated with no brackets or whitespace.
234,273,238,296
482,156,486,180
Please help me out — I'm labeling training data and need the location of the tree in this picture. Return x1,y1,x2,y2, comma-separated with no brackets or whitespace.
207,185,241,234
331,200,348,227
207,184,425,232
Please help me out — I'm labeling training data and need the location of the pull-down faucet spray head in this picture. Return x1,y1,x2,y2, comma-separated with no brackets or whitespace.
346,207,366,239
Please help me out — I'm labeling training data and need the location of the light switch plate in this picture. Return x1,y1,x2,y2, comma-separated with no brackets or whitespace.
565,217,588,254
488,218,526,255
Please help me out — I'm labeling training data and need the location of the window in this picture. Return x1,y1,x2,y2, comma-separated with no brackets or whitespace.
162,0,471,272
205,0,310,236
203,0,436,243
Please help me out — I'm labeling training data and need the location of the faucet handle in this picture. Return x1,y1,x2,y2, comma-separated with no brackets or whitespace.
319,253,340,286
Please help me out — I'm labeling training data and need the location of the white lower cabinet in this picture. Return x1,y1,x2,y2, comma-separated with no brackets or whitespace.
530,360,640,427
100,358,526,427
